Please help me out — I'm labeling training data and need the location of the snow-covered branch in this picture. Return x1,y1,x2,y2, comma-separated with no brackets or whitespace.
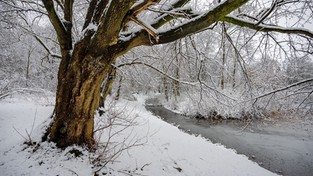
222,15,313,39
151,8,196,29
130,0,161,16
129,16,158,41
42,0,69,50
115,60,237,100
119,0,248,49
255,0,278,25
91,1,137,52
115,61,197,86
82,0,109,30
155,0,249,44
33,35,62,59
252,78,313,100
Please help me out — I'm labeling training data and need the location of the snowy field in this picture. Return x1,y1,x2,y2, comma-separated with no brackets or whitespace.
0,94,278,176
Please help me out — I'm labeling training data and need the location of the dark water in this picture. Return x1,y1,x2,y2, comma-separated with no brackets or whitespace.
146,99,313,176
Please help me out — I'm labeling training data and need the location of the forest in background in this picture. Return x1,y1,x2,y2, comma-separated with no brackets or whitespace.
1,0,313,119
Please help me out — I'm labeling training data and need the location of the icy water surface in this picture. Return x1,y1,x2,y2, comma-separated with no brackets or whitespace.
146,99,313,176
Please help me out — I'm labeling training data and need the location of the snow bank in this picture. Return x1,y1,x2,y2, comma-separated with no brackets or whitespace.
105,95,278,176
0,95,278,175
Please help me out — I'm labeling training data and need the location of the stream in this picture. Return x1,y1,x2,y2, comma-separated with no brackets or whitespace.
145,98,313,176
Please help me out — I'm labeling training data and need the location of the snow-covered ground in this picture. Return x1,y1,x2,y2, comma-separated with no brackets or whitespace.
0,94,278,176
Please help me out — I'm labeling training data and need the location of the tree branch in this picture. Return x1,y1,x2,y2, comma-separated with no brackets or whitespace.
122,0,248,50
151,8,195,29
129,16,158,41
91,0,137,51
156,0,249,44
123,0,161,30
54,0,64,10
123,0,192,43
33,35,62,59
221,15,313,39
151,0,192,28
255,0,278,25
41,0,69,50
82,0,98,30
115,61,237,101
63,0,73,49
130,0,161,16
115,61,197,86
252,78,313,100
149,0,193,29
91,0,110,25
63,0,73,24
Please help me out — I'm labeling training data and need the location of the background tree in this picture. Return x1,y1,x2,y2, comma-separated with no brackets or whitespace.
0,1,59,97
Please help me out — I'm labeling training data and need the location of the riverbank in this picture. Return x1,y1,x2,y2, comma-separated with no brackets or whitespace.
146,98,313,176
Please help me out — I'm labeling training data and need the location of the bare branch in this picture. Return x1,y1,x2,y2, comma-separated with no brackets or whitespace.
33,35,62,59
131,0,161,16
151,8,196,29
82,0,98,30
54,0,64,9
115,61,197,86
222,15,313,39
256,0,278,25
252,78,313,100
41,0,69,49
150,0,192,28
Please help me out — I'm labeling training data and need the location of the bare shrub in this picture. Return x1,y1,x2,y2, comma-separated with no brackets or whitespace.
91,100,146,174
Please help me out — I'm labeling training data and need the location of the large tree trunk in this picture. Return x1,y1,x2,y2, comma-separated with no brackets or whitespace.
48,43,115,148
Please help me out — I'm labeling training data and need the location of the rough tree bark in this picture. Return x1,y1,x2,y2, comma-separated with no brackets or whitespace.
49,42,118,147
42,0,137,148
